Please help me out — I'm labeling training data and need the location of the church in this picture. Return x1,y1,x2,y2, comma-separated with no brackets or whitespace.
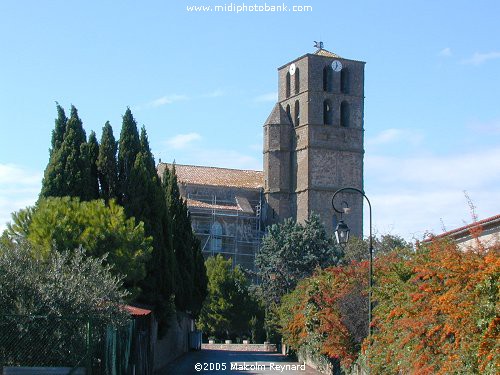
157,46,365,273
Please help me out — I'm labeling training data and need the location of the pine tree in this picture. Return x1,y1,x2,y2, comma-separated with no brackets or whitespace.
40,105,91,200
97,121,118,202
117,108,140,207
87,131,100,200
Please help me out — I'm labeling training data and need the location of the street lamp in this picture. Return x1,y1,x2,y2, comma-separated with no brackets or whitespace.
332,187,374,369
334,218,350,247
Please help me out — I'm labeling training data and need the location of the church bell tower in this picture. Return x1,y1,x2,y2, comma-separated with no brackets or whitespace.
263,46,365,237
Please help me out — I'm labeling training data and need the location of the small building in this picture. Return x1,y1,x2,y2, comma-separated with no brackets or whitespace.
426,214,500,250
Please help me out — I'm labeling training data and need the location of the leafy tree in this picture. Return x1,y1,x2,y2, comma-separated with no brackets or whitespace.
197,255,259,341
256,214,341,305
342,233,412,264
3,197,152,298
40,105,92,200
87,130,100,200
0,239,130,366
97,121,118,202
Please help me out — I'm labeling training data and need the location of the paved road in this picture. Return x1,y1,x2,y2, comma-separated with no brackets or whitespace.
156,349,322,375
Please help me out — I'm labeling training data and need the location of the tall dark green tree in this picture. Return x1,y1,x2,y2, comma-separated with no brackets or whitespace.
163,165,192,310
87,131,100,200
117,117,176,329
40,105,92,200
117,108,141,207
162,165,207,315
50,103,67,155
97,121,118,202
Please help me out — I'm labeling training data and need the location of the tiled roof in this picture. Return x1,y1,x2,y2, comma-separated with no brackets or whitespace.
186,198,241,211
158,163,264,189
314,48,341,58
124,305,152,316
425,214,500,242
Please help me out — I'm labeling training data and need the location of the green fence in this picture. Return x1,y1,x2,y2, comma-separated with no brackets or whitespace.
0,315,135,375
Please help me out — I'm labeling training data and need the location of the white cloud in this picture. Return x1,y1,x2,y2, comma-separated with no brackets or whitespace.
367,128,423,147
367,148,500,188
0,164,42,232
149,94,188,107
364,147,500,240
203,89,225,98
461,51,500,66
165,132,202,150
254,92,277,102
438,47,452,57
466,118,500,134
0,164,42,185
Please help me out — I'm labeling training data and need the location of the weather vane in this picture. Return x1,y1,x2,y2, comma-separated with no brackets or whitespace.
314,41,324,49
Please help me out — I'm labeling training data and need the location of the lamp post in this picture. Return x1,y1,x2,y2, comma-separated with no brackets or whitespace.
332,187,373,367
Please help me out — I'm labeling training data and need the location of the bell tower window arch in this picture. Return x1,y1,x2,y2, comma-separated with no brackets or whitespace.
286,72,291,98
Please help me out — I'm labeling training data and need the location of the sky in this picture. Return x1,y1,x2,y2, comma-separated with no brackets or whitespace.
1,0,499,241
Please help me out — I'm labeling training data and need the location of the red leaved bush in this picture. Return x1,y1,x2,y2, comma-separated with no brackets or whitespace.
370,238,499,374
279,262,369,369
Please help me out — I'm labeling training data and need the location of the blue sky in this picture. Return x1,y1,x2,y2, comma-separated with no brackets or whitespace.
1,0,499,240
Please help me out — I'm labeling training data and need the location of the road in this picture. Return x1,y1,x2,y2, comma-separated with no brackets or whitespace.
155,349,322,375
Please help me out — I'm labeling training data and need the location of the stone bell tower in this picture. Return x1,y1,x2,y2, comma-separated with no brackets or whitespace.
263,46,365,237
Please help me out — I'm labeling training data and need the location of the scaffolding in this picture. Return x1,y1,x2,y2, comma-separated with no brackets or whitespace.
187,192,263,276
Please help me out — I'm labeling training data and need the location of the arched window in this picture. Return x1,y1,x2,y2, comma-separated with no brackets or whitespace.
286,104,292,123
294,100,300,126
323,99,333,125
294,68,300,94
323,66,333,92
286,72,291,98
341,68,349,94
210,221,222,252
341,101,350,127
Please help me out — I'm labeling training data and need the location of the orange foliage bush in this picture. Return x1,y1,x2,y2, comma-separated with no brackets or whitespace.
370,238,499,374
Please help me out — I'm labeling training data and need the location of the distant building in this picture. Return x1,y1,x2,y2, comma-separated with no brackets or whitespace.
157,163,264,273
426,214,500,250
158,47,366,272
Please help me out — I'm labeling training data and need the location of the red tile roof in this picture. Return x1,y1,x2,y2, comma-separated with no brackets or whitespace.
425,214,500,242
124,305,152,317
158,163,263,189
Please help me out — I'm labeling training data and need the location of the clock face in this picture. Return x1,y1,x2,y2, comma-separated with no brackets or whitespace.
331,60,343,72
289,63,296,76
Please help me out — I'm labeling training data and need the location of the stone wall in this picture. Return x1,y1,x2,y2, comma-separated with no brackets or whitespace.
201,343,277,352
153,312,193,371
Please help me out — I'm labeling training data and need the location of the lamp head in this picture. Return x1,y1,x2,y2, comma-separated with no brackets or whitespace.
335,219,350,248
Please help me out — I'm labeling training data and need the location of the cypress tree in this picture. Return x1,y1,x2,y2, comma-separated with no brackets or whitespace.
163,164,207,313
118,115,175,330
97,121,118,202
117,108,141,207
41,105,91,200
87,131,100,200
50,102,67,155
140,126,156,175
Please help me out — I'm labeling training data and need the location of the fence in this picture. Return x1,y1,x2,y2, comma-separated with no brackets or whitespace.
0,315,140,375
